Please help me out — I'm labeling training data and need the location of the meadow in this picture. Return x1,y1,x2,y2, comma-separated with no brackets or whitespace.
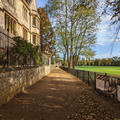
76,66,120,77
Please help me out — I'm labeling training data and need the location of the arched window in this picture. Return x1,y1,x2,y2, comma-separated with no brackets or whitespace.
33,16,36,26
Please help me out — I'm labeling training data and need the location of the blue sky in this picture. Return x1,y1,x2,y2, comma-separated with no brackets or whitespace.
94,15,120,58
36,0,48,8
36,0,120,59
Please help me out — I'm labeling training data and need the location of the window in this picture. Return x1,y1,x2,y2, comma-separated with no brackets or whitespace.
10,19,12,33
5,13,16,35
33,35,36,44
33,16,36,26
37,36,40,45
8,0,15,6
13,21,16,35
33,17,40,28
37,18,40,29
23,6,28,21
5,14,7,30
23,28,28,40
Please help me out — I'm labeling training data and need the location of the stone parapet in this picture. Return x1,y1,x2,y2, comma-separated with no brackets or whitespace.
0,65,55,106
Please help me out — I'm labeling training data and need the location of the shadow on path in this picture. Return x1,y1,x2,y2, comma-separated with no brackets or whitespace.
0,68,120,120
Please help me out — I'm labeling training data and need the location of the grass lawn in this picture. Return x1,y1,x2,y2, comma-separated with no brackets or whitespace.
76,66,120,77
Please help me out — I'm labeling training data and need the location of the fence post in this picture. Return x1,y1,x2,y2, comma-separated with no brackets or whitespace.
115,79,119,99
94,72,97,90
117,79,120,101
7,29,9,67
67,68,69,72
88,71,90,85
77,70,79,78
104,73,107,89
82,71,84,81
116,81,118,99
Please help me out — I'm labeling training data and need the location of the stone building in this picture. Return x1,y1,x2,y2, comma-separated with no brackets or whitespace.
0,0,40,45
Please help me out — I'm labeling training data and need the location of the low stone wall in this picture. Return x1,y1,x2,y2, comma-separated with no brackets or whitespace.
0,65,55,106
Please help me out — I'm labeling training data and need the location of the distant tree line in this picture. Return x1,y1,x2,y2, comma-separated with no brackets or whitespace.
78,56,120,66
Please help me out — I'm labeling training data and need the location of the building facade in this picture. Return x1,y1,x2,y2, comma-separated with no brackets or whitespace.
0,0,40,45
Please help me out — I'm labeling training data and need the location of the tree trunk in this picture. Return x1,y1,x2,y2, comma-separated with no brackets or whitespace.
67,46,70,68
63,52,66,66
65,0,70,68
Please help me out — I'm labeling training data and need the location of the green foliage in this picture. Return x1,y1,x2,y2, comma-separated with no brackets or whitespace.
51,56,55,64
55,54,61,63
9,37,42,66
36,53,43,66
46,0,100,68
38,8,56,55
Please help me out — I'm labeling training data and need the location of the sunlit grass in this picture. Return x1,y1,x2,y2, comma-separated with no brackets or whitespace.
76,66,120,76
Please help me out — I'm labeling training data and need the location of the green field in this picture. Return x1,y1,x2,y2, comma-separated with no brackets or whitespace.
76,66,120,77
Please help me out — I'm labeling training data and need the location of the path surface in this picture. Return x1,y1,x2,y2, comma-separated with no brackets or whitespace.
0,69,120,120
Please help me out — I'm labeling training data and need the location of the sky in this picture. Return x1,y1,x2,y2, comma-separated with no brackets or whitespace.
36,0,120,59
94,15,120,59
36,0,48,8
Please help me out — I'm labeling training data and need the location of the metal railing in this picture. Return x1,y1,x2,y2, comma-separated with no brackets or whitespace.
61,67,120,102
0,31,14,67
0,30,37,70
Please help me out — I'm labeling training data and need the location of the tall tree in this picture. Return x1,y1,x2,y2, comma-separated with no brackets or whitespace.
38,8,56,55
46,0,99,68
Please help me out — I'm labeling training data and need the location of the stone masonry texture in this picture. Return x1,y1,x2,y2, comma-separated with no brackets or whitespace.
0,68,120,120
0,65,52,106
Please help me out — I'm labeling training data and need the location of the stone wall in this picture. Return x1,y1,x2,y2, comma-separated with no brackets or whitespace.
0,65,55,106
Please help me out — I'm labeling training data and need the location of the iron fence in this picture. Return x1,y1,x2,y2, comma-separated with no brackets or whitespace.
0,31,14,67
61,67,120,102
0,30,37,70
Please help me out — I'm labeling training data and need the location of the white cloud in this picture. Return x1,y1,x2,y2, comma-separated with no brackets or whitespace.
96,15,114,44
96,43,104,46
102,15,112,22
94,0,120,58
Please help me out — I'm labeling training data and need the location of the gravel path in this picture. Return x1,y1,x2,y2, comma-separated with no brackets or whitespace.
0,68,120,120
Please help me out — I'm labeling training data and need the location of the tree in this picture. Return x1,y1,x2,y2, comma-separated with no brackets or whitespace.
104,0,120,39
104,0,120,25
106,58,112,66
46,0,99,69
55,54,61,63
38,8,56,55
51,55,55,64
112,56,120,66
